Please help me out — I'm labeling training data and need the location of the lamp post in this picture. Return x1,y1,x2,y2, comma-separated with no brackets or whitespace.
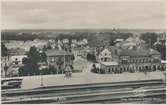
64,45,66,74
39,50,44,86
40,72,43,86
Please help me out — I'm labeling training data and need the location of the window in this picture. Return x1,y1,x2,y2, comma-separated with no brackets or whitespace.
122,60,128,64
104,58,107,62
51,58,54,62
115,50,117,55
108,68,111,73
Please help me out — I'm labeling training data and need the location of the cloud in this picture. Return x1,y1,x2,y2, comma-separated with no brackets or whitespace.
1,1,166,29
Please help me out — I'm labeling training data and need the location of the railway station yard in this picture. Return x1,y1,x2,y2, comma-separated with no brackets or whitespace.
3,71,165,90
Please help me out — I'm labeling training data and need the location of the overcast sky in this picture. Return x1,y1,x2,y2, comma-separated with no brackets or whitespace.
2,1,166,29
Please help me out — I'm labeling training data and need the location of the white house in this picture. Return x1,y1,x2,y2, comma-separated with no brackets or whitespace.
114,38,124,43
10,55,27,65
63,39,69,44
98,48,112,62
72,39,77,44
82,38,88,44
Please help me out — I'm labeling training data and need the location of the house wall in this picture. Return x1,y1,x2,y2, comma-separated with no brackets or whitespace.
100,63,165,74
47,55,73,70
99,49,164,74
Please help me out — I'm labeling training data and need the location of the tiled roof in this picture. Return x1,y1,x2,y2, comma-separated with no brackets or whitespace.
149,49,160,55
46,49,73,56
100,61,118,66
119,49,160,57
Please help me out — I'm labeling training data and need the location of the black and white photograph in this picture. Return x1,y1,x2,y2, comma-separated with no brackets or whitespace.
1,0,166,104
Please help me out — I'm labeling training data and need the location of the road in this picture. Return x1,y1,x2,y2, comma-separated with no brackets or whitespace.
74,56,100,73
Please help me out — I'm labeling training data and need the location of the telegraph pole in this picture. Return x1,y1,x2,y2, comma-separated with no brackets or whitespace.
40,73,43,86
64,45,66,74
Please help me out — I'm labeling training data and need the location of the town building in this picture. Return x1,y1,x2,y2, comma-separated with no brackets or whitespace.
97,46,121,62
8,48,27,56
46,49,74,73
72,47,83,57
114,38,124,43
72,46,95,58
98,49,112,62
4,39,48,52
71,39,77,44
57,40,63,50
62,39,69,44
115,35,146,50
98,47,165,74
9,55,27,65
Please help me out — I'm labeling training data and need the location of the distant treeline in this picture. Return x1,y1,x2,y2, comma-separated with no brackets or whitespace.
2,31,132,41
1,32,38,41
2,31,165,47
1,31,89,41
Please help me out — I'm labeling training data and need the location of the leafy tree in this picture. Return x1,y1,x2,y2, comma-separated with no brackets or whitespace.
154,43,166,60
140,32,158,48
56,56,64,71
40,68,51,75
19,63,39,76
27,46,40,64
19,46,40,76
22,57,29,64
87,53,96,62
42,45,47,51
40,52,47,62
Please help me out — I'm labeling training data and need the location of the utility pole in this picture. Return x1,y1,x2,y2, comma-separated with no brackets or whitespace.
64,45,66,74
40,72,43,86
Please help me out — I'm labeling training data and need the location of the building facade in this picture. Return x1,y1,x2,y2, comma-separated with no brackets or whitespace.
98,48,165,74
46,49,74,72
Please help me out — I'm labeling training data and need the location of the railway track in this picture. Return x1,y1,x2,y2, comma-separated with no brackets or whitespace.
2,79,166,104
2,79,164,95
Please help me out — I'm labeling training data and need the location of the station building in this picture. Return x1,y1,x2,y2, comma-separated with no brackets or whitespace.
98,48,166,74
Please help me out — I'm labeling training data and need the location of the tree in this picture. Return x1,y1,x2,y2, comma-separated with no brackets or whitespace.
140,32,158,48
1,42,8,57
19,63,39,76
40,52,47,62
19,46,41,76
27,46,40,64
42,45,47,51
22,57,29,64
56,56,64,73
154,43,166,60
87,53,96,62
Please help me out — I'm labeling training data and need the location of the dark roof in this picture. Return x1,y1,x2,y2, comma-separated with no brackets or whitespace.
108,46,120,52
119,49,160,57
46,49,73,56
149,49,161,55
